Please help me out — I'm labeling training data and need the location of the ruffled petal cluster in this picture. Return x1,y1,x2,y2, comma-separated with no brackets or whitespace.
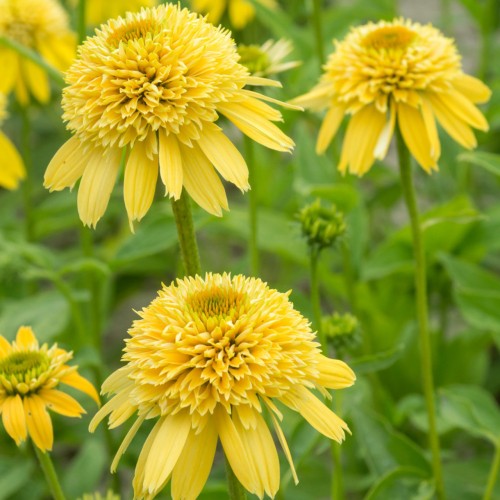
91,273,355,500
0,0,76,105
293,18,491,175
44,4,296,229
0,326,99,451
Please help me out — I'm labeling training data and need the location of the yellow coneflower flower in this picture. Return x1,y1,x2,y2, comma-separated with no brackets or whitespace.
293,18,491,175
91,274,355,499
44,4,296,229
80,0,155,26
0,326,99,452
0,0,76,105
238,39,301,77
191,0,276,30
0,93,25,189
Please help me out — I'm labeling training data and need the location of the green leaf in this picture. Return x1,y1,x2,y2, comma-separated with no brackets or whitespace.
365,467,434,500
0,457,34,500
459,151,500,177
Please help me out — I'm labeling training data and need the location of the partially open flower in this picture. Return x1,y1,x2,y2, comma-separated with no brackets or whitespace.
293,18,491,175
0,326,99,451
44,4,296,229
91,273,355,499
0,0,76,105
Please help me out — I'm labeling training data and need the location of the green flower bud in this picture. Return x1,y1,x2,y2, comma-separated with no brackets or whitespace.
322,312,360,353
237,44,272,76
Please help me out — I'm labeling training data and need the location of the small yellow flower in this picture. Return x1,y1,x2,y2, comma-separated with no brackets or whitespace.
91,274,355,499
293,18,491,175
0,93,25,190
0,0,76,105
238,39,301,77
191,0,276,30
83,0,156,26
0,326,99,452
44,4,296,229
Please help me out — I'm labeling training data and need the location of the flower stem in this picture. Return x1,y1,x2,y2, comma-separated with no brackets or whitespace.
311,0,325,66
244,136,260,276
77,0,87,44
396,129,445,500
310,247,325,352
0,37,65,86
33,446,66,500
331,391,344,500
171,190,202,276
483,443,500,500
225,456,247,500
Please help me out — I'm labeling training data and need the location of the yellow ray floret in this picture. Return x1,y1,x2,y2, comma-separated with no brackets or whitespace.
0,326,99,452
44,4,295,230
90,273,356,500
293,18,491,175
0,0,76,105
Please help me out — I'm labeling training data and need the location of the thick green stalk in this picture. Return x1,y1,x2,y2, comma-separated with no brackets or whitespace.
483,443,500,500
245,136,260,276
309,247,325,351
225,458,247,500
0,37,65,86
77,0,87,44
311,0,325,66
331,391,344,500
33,446,66,500
396,129,445,500
171,191,202,276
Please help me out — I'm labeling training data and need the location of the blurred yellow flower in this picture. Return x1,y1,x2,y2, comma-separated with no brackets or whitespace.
82,0,155,26
0,93,25,190
293,18,491,175
44,4,296,229
91,273,355,500
191,0,276,30
0,0,76,105
0,326,99,452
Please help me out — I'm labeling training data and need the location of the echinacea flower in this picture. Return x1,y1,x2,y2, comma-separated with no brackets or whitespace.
191,0,276,30
238,39,301,77
91,273,355,499
0,0,76,105
44,4,296,229
0,326,99,451
82,0,156,26
293,18,491,175
0,93,25,189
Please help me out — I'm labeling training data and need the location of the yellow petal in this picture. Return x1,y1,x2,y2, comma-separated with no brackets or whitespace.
229,0,254,29
38,389,85,418
0,335,12,357
374,100,396,160
108,401,136,429
316,104,347,154
111,415,145,472
215,407,258,495
44,136,88,191
197,126,249,191
0,132,25,190
15,68,29,106
158,130,183,200
420,98,441,164
180,143,228,216
269,411,298,485
233,409,280,498
2,395,27,445
77,146,121,228
15,326,38,350
397,102,437,172
23,59,50,104
0,48,19,95
316,357,356,389
452,73,492,103
171,419,218,500
60,369,100,405
24,394,53,452
244,76,283,88
291,82,331,110
143,413,191,494
241,89,302,111
124,140,158,227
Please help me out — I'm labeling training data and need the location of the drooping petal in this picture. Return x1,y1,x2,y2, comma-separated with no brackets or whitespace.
158,130,183,199
0,49,19,95
2,395,28,445
60,369,100,405
316,357,356,389
23,59,50,104
171,418,218,500
452,73,492,103
38,389,85,417
269,411,298,485
316,104,347,154
24,394,53,451
374,100,396,160
111,415,145,472
420,98,441,163
0,132,25,190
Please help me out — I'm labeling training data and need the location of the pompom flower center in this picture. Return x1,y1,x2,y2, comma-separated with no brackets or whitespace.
361,25,416,50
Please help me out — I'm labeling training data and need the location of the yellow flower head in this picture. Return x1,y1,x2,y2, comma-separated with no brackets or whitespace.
191,0,276,30
44,4,296,229
0,93,25,190
0,0,76,105
91,274,355,499
293,18,491,175
0,326,99,452
84,0,156,26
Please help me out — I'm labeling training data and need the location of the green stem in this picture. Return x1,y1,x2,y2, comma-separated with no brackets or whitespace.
33,446,66,500
478,0,496,81
0,37,65,86
311,0,325,66
396,129,445,500
225,457,247,500
310,247,326,352
245,136,260,276
171,190,202,276
77,0,87,44
20,106,35,241
483,443,500,500
331,391,344,500
341,242,357,314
